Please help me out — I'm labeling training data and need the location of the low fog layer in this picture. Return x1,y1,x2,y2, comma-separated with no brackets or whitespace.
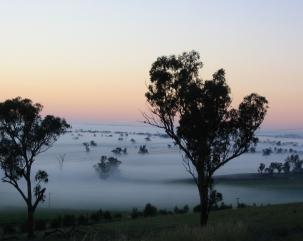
1,123,303,210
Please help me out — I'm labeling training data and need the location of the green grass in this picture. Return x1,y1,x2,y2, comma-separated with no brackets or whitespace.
1,203,303,241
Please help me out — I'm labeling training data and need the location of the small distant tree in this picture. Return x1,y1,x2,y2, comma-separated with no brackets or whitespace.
83,142,90,152
287,154,303,172
57,154,66,170
144,51,268,226
143,203,157,217
283,161,291,173
94,155,122,179
0,97,70,238
258,163,265,173
262,148,272,156
269,162,283,173
264,167,274,175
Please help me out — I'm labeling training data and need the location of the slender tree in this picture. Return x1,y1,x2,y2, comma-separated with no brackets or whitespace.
144,51,268,226
0,97,70,238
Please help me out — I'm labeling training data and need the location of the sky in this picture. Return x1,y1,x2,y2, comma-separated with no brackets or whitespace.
0,0,302,129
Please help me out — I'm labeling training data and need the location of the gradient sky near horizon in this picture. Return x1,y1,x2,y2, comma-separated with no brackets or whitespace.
0,0,302,129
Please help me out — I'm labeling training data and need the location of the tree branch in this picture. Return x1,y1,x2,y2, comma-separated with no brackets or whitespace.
2,177,28,204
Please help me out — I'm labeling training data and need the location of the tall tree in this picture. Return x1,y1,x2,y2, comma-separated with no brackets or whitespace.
0,97,70,238
144,51,268,226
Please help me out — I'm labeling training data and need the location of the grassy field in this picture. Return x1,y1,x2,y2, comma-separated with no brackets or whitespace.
1,203,303,241
0,207,93,225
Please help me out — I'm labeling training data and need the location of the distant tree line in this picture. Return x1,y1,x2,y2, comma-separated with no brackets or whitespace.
258,154,303,174
262,147,298,156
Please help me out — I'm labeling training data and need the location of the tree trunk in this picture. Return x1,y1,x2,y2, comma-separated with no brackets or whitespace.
198,182,209,226
27,206,34,239
26,170,35,239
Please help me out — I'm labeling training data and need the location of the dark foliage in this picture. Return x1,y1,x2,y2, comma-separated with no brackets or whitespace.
0,97,70,238
138,145,148,154
143,203,158,217
131,208,142,219
174,205,190,214
259,154,303,175
94,156,122,179
262,148,273,156
144,51,268,226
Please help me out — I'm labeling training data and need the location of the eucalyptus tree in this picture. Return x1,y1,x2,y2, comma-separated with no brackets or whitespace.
0,97,70,238
144,51,268,226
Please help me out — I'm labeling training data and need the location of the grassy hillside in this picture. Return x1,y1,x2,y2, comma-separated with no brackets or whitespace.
1,203,303,241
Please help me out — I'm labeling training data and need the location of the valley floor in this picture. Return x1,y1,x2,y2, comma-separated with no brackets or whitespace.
1,203,303,241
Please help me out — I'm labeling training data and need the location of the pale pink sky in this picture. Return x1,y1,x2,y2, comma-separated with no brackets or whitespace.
1,1,302,129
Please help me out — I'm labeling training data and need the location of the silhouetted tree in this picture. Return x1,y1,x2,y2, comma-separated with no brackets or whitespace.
94,155,122,179
287,154,303,172
83,142,90,152
258,163,265,173
143,203,157,217
269,162,283,173
144,51,268,226
138,145,148,154
57,154,66,170
283,161,291,173
262,148,272,156
0,97,70,238
265,167,274,175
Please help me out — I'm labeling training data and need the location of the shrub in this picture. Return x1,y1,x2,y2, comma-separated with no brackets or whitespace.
237,202,247,208
159,209,169,215
144,203,157,217
174,206,189,214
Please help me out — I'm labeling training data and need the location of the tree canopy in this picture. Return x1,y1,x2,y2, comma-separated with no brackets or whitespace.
144,51,268,225
0,97,70,238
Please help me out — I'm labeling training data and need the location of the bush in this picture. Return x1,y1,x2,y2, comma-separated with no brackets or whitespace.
237,202,247,208
144,203,157,217
159,209,169,215
212,202,233,211
174,205,190,214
